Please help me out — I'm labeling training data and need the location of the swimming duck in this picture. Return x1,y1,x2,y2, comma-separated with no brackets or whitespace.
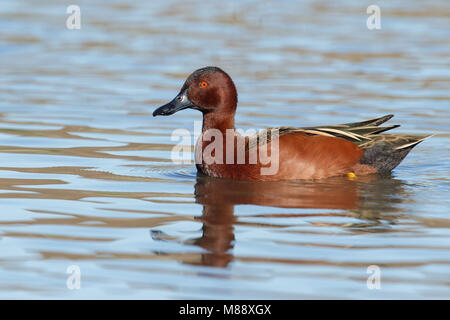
153,66,430,181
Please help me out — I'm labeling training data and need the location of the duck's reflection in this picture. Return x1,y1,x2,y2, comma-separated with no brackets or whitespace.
189,200,236,268
152,174,409,268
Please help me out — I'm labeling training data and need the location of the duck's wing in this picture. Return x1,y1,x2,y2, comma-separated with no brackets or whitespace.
247,114,432,173
278,114,401,145
248,114,396,149
248,114,431,152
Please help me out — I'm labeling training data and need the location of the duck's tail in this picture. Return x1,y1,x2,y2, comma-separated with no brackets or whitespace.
358,134,432,173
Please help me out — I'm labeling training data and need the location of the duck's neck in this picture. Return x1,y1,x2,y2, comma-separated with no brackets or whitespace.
202,111,235,133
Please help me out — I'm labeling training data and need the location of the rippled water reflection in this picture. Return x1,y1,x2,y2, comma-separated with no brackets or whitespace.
0,0,449,299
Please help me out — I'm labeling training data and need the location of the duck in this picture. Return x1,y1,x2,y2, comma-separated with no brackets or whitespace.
153,66,430,181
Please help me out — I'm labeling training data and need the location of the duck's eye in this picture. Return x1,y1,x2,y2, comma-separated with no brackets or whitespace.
200,81,208,88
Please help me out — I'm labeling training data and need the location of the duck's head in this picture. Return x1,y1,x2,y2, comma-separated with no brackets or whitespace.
153,66,237,117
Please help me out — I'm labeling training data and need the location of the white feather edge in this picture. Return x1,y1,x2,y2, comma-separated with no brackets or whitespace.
394,134,435,150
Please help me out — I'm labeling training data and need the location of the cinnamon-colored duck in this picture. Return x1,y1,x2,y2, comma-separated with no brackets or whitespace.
153,66,430,181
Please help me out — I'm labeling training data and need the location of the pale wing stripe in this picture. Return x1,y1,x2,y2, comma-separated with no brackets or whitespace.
303,130,336,137
316,128,362,141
